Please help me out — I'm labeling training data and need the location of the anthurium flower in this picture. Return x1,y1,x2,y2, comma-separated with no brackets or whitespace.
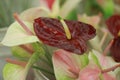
110,37,120,62
106,15,120,62
34,17,96,54
1,0,82,47
106,15,120,38
52,49,117,80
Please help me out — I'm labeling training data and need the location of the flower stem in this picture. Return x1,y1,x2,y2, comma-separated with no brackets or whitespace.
20,44,34,54
101,64,120,73
6,58,27,67
13,13,34,35
100,32,108,48
103,39,114,56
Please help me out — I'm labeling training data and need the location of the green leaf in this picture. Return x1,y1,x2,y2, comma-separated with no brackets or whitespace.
60,0,81,18
65,9,77,20
1,21,39,46
84,0,102,15
11,46,31,60
101,0,114,18
3,63,26,80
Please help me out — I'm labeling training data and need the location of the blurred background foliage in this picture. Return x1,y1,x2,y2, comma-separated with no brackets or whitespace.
0,0,120,28
0,0,39,28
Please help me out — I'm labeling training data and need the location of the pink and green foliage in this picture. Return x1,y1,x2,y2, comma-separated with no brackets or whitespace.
1,0,120,80
53,49,117,80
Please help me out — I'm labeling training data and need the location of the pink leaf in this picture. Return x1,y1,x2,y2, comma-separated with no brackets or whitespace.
53,49,80,78
103,73,116,80
92,50,117,69
78,64,100,80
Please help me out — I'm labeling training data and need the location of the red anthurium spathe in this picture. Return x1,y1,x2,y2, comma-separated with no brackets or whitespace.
34,17,96,55
110,37,120,62
106,15,120,38
106,15,120,62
